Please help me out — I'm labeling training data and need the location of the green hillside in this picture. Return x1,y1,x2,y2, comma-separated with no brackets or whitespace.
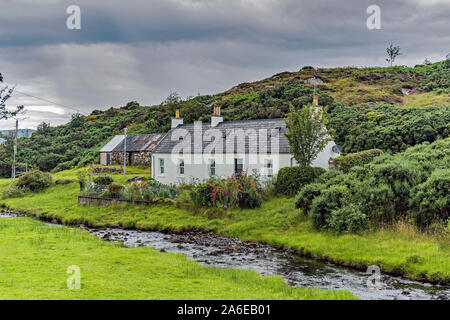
0,61,448,177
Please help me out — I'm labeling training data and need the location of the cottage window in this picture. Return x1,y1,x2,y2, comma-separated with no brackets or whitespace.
234,158,243,174
265,159,273,177
159,159,165,174
179,160,185,175
209,160,216,175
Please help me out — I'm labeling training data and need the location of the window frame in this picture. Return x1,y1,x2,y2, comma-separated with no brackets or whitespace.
264,159,273,177
159,158,165,174
209,159,216,176
234,158,243,174
178,159,185,175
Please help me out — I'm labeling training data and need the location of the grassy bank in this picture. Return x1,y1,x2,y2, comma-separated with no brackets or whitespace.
0,218,355,299
0,168,449,284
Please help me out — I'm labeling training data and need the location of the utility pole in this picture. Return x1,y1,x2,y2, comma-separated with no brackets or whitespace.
123,127,127,178
11,118,18,182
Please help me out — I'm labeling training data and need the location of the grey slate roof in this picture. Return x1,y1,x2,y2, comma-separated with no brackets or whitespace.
153,118,291,154
112,134,165,153
99,135,125,152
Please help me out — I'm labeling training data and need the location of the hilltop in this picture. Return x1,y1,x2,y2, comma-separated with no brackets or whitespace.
0,60,448,176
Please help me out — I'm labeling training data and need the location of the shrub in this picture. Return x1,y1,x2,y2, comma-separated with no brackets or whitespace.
2,185,27,199
52,160,75,173
140,180,179,201
328,104,450,154
105,183,124,198
298,138,449,232
190,173,262,209
316,169,344,183
369,161,425,220
55,179,73,185
275,166,326,196
327,205,368,234
309,185,351,230
295,182,323,214
410,169,450,229
14,170,52,192
238,189,262,209
332,149,384,172
190,183,213,207
93,175,114,186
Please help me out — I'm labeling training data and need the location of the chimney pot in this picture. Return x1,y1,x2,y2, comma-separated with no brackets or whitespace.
211,105,223,127
172,109,183,128
313,92,319,106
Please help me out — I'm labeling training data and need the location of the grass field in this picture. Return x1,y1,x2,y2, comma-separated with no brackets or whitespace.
0,168,449,284
0,217,356,299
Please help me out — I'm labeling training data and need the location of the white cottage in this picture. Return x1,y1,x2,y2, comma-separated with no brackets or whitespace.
152,105,340,185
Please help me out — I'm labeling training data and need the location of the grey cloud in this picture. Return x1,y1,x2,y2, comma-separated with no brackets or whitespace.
0,0,449,129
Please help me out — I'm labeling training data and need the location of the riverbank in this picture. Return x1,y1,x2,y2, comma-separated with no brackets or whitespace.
0,169,448,284
0,217,355,299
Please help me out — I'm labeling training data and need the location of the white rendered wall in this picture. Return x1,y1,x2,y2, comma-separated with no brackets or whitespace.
152,142,339,185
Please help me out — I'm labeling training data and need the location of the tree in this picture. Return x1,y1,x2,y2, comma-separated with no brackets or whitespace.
285,104,332,167
1,75,24,120
446,53,450,68
162,91,181,105
423,57,432,65
386,43,402,67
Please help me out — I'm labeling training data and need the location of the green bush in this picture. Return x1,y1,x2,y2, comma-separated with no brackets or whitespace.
298,138,449,232
328,104,450,154
316,169,344,183
410,169,450,229
190,183,219,207
93,175,114,186
2,170,53,199
238,189,262,209
275,166,326,196
2,185,27,199
309,185,351,230
327,205,368,234
55,179,73,185
332,149,384,172
14,170,53,192
295,183,323,214
190,173,262,209
368,161,425,221
105,183,124,199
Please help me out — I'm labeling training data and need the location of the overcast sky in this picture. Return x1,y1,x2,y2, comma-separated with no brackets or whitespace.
0,0,449,129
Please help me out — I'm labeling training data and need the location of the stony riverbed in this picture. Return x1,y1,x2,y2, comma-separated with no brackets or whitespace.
1,209,449,300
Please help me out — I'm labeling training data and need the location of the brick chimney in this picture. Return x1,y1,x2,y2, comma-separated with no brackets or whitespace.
211,105,223,128
171,108,184,128
313,91,319,106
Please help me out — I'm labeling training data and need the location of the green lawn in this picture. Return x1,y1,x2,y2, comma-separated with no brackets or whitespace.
1,168,449,284
0,217,355,299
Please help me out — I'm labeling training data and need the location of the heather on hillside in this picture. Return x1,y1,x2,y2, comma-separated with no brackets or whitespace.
0,62,448,177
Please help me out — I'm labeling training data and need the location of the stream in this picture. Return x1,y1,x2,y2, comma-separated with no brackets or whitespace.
1,210,449,300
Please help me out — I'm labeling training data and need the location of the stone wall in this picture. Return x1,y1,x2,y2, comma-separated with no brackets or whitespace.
78,196,152,207
110,151,152,166
131,151,152,166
